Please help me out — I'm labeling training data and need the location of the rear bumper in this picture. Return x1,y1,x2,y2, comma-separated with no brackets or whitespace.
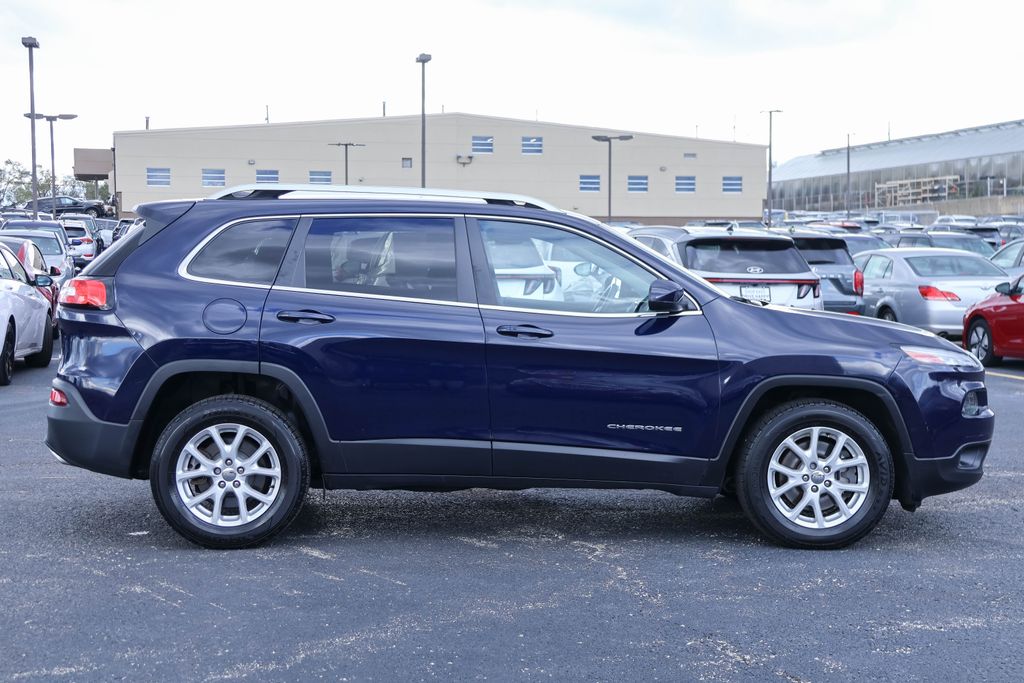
45,378,141,479
823,301,865,315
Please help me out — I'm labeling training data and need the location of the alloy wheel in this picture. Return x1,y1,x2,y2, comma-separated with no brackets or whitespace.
175,423,282,527
766,426,871,529
968,325,990,360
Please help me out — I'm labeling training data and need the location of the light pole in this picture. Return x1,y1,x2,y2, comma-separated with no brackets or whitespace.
762,109,782,226
26,112,77,208
846,133,853,220
416,53,432,188
328,142,366,184
22,36,40,219
591,134,634,223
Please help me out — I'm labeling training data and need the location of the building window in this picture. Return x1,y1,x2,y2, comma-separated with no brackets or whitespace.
627,175,649,192
402,157,413,168
146,167,170,187
675,175,696,193
256,169,279,184
579,175,601,192
309,170,332,184
722,176,743,193
472,136,494,154
684,152,698,159
201,169,225,187
521,137,543,155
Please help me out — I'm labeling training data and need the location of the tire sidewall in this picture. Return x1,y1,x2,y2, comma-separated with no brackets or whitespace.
151,399,308,547
0,324,13,385
744,403,893,547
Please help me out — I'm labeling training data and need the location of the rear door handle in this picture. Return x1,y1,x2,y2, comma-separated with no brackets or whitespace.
276,310,335,324
496,324,553,339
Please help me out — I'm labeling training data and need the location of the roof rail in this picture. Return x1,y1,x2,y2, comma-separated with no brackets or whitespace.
206,184,558,211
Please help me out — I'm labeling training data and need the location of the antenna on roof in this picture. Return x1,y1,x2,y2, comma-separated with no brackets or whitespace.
265,105,269,124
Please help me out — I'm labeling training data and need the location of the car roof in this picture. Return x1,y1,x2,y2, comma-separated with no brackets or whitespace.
1,229,61,239
863,247,990,258
1,219,62,228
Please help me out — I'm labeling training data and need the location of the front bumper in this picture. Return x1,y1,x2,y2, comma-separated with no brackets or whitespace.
45,378,142,479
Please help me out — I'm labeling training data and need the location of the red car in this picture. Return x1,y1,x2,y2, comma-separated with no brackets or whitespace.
963,274,1024,365
0,236,59,335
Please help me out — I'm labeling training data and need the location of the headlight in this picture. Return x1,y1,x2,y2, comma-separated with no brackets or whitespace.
901,345,983,370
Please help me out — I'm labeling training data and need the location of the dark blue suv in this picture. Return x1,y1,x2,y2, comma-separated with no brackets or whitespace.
47,186,994,549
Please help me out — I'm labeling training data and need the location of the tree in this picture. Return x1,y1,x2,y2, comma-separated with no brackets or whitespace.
0,160,30,207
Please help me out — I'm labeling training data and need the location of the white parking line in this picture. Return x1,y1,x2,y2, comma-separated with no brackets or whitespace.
986,370,1024,382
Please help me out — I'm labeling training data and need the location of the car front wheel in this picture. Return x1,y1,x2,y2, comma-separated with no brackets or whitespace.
150,395,310,549
735,399,894,549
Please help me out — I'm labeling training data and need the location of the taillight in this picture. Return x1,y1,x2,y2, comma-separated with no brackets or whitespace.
59,277,111,309
853,269,864,295
79,237,94,244
918,285,960,302
49,388,68,406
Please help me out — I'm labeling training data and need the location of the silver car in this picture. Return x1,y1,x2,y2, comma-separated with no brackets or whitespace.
630,227,823,310
854,248,1007,338
990,238,1024,279
0,229,75,288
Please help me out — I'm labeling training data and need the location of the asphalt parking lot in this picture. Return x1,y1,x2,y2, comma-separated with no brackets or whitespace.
2,354,1023,681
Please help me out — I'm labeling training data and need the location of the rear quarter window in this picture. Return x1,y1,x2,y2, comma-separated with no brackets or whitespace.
186,219,297,285
683,239,809,274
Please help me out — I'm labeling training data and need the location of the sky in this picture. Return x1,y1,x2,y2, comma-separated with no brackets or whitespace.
2,0,1023,179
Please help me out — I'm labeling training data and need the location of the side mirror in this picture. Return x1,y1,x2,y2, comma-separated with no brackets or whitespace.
35,274,53,287
49,266,61,276
995,282,1012,295
648,279,692,313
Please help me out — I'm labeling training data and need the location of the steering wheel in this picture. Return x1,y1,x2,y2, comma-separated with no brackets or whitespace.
593,276,622,312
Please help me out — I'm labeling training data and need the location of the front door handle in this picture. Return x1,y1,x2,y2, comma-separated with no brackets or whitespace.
496,324,553,339
277,310,336,324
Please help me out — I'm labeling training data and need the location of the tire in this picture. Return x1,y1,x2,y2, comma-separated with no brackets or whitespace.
86,208,98,218
0,323,13,386
149,395,310,549
735,399,894,549
878,307,897,322
967,319,1000,367
25,316,53,368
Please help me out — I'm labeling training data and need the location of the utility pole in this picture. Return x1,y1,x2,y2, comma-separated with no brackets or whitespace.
328,142,366,185
762,109,782,226
591,134,634,223
846,133,852,220
22,37,40,219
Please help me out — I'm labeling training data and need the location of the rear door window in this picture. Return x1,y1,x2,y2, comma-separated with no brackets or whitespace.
187,218,297,285
301,217,458,302
683,239,808,274
862,255,893,279
792,238,852,265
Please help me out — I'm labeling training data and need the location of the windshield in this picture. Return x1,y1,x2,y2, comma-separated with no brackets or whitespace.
932,237,995,256
24,235,62,255
842,236,887,254
683,239,809,274
906,255,1005,277
792,238,852,265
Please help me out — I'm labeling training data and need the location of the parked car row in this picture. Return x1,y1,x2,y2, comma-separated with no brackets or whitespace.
0,240,54,384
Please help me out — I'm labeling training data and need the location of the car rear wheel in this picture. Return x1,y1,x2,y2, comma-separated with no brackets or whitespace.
150,395,310,549
25,316,53,368
878,307,897,322
735,399,894,549
85,208,98,218
0,323,13,386
967,319,1000,366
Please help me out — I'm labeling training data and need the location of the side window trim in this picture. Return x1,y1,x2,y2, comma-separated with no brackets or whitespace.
274,213,477,306
3,250,29,283
464,216,700,317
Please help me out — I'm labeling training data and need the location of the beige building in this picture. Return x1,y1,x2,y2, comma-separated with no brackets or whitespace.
112,113,766,221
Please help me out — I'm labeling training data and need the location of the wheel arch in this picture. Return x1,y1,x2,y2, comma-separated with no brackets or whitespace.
129,360,332,481
705,376,915,504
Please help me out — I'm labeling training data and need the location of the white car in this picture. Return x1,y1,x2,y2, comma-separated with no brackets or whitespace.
0,242,54,384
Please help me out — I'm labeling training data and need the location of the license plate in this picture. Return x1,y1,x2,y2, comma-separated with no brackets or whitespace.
740,285,771,302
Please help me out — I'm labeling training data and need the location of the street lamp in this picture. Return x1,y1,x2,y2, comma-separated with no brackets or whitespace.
846,133,854,220
591,134,633,223
328,142,366,185
416,53,432,188
762,109,782,226
22,36,40,219
25,113,77,208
